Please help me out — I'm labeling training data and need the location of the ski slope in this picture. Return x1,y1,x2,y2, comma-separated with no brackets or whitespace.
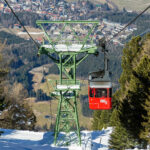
0,128,113,150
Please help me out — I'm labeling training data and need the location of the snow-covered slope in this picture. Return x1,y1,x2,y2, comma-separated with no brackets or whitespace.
0,128,113,150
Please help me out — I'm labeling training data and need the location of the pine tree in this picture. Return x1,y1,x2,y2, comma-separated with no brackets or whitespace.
92,110,101,130
119,39,150,144
118,37,145,138
140,99,150,145
109,108,118,127
136,54,150,144
119,36,141,93
92,110,111,130
0,101,36,130
0,41,8,111
109,105,137,150
109,35,150,149
0,41,8,135
109,102,139,150
109,122,137,150
99,110,111,129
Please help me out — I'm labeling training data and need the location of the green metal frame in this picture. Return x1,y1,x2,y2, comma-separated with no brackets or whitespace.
36,20,99,145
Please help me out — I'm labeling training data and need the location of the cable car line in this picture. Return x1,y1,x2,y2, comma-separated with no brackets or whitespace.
3,0,150,111
3,0,39,49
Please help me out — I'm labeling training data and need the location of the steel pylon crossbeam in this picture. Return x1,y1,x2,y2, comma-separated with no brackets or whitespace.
36,20,99,146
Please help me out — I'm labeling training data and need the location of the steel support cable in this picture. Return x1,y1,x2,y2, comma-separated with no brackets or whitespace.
106,5,150,44
3,0,52,128
89,6,150,86
3,0,39,49
96,4,150,74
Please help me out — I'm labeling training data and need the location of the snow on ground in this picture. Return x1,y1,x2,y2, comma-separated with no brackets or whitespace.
0,127,113,150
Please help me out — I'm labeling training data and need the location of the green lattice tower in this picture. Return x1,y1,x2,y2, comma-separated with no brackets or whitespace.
36,20,99,145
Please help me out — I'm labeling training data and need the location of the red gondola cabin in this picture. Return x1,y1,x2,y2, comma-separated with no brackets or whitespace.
88,71,112,110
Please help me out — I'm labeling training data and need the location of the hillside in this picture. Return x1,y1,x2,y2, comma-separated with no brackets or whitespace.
66,0,150,12
110,0,150,12
98,0,150,12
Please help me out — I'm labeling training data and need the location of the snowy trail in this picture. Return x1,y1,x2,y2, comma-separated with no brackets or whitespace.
0,128,112,150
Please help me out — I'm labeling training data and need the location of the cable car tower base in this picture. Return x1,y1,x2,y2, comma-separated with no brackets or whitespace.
54,54,81,145
36,20,99,145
